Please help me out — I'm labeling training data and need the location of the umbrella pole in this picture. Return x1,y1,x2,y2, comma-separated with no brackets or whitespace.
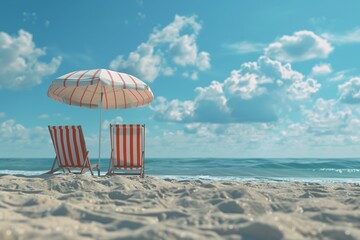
98,92,103,177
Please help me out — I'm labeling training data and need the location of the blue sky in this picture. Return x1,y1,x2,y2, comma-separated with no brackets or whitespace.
1,0,360,158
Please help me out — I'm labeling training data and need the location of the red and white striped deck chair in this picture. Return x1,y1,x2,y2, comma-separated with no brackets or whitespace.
108,124,145,178
47,126,97,175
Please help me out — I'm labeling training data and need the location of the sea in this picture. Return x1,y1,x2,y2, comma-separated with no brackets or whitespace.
0,158,360,183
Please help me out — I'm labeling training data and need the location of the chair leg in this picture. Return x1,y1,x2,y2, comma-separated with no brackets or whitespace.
80,151,94,176
140,167,144,178
44,157,64,174
43,157,58,175
82,163,96,176
50,157,57,171
106,167,114,176
43,167,62,174
88,162,96,176
141,151,145,178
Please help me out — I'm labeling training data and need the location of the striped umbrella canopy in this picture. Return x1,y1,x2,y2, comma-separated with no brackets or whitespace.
48,69,153,109
47,69,154,175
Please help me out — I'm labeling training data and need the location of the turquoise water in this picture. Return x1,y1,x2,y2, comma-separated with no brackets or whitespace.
0,158,360,183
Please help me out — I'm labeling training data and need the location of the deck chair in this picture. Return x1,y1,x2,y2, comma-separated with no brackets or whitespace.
107,124,145,178
46,125,97,175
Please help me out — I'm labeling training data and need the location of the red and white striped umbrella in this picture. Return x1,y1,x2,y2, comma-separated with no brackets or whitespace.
48,69,153,109
47,69,154,175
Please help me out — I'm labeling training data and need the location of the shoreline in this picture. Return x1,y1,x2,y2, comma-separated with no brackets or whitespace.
1,172,360,184
0,174,360,239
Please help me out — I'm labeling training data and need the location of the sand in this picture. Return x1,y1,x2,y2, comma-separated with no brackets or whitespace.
0,175,359,240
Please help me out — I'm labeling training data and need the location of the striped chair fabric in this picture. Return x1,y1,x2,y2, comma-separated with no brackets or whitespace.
47,125,95,175
108,124,145,177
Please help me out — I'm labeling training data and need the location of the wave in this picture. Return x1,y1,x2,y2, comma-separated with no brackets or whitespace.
314,168,360,174
156,175,360,183
0,170,45,176
1,158,360,182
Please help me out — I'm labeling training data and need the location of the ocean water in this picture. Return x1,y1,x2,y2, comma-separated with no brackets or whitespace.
0,158,359,183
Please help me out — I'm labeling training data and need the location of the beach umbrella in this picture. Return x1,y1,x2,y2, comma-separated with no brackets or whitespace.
47,69,154,176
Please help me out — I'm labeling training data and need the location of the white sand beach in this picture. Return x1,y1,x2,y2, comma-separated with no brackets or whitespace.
0,175,359,240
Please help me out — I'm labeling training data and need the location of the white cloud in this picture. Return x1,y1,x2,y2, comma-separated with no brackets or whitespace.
148,96,360,158
149,15,201,43
182,71,198,80
0,29,62,90
184,123,222,138
311,63,332,76
330,69,353,82
147,121,316,158
192,81,231,122
0,119,52,157
265,30,333,62
0,112,5,118
45,20,50,27
323,28,360,44
0,119,48,144
0,119,28,142
279,122,307,138
195,51,210,71
151,56,320,123
110,15,210,82
287,78,320,100
110,43,162,82
151,81,230,123
102,116,123,130
302,98,351,136
38,114,49,119
223,56,318,100
224,41,266,54
170,35,198,66
225,72,264,99
150,96,194,122
339,77,360,104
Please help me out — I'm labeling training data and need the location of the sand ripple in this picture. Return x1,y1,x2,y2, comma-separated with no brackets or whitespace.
0,175,359,239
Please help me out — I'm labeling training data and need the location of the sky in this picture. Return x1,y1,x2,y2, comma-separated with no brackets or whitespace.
1,0,360,158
